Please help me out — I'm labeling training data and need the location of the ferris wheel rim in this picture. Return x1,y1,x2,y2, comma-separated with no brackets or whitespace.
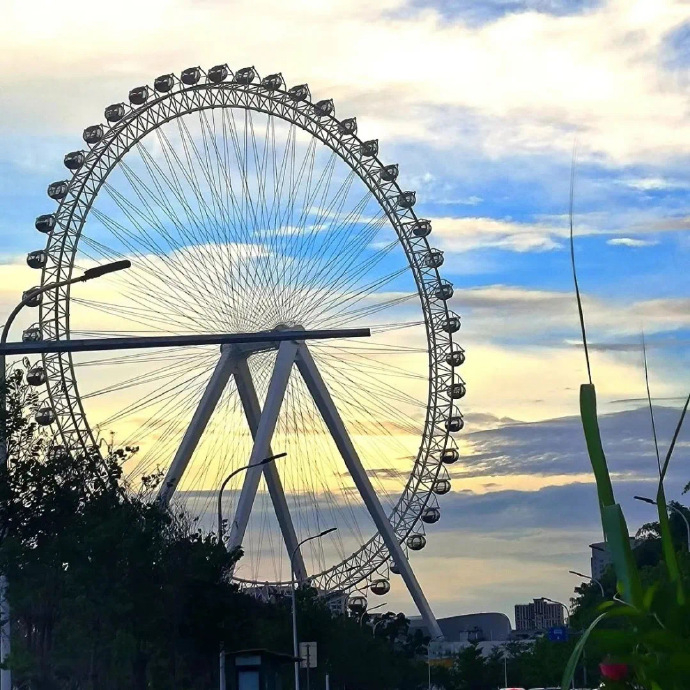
33,66,463,593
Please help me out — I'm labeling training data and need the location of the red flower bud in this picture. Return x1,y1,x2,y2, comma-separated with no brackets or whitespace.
599,662,629,681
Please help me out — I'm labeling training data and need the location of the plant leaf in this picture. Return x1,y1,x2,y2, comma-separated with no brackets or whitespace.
659,392,689,482
602,504,642,607
656,485,685,604
580,384,615,508
561,611,609,690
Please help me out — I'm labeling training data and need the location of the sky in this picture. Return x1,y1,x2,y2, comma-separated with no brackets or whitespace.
1,0,690,626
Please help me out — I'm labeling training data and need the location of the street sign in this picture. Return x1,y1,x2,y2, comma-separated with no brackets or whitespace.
299,642,317,668
547,625,568,642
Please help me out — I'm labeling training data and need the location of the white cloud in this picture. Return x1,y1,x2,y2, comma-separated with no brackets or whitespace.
607,237,659,247
623,176,690,191
458,284,690,340
430,216,566,252
1,0,690,165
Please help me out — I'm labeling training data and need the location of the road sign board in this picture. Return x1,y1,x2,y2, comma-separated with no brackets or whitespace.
547,625,568,642
299,642,317,668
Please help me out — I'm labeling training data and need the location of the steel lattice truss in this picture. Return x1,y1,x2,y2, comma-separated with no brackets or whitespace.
28,65,466,597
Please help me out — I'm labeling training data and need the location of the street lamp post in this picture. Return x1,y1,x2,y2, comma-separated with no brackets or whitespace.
544,598,574,690
635,495,690,551
291,527,337,690
217,452,286,690
568,569,605,597
217,453,287,540
0,260,131,690
427,634,444,690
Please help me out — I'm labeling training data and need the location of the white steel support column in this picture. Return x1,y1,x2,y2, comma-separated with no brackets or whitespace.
226,341,298,554
157,347,237,505
233,357,308,581
295,344,443,639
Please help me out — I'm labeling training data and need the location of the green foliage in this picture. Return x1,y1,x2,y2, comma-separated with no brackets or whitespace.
0,366,428,690
561,382,690,689
436,637,592,690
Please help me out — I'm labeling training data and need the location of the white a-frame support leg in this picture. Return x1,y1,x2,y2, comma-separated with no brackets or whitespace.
295,344,444,640
233,357,307,581
156,342,306,580
226,340,299,554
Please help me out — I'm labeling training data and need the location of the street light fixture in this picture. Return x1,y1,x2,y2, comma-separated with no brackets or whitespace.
216,452,286,690
634,495,690,551
217,453,287,540
291,527,336,690
568,569,605,597
543,597,570,625
0,259,131,690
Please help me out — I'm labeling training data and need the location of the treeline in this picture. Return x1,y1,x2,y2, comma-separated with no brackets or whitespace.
0,368,428,690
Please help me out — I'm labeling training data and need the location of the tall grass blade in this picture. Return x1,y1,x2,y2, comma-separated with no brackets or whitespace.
580,384,615,508
569,144,592,384
602,503,642,607
560,611,609,690
659,392,689,482
656,392,689,603
642,334,661,476
656,484,684,602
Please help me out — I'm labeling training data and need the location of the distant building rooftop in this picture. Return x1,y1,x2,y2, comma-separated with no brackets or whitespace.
410,612,512,643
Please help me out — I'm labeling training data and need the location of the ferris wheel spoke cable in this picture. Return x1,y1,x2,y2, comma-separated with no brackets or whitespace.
121,394,208,482
315,352,429,422
314,360,421,452
312,227,395,304
278,165,357,290
219,109,300,325
318,292,418,330
142,132,245,313
312,340,427,354
71,295,211,335
319,344,429,381
79,354,214,400
130,378,220,481
309,266,408,322
294,217,391,321
312,378,419,502
221,110,277,318
292,192,380,299
243,112,298,315
86,207,226,332
195,112,259,320
96,355,217,429
369,320,425,333
289,374,367,551
181,387,240,503
279,141,321,310
263,163,356,323
114,157,237,322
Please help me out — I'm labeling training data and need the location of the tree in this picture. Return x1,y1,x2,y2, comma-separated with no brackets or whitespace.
0,365,430,690
452,643,487,690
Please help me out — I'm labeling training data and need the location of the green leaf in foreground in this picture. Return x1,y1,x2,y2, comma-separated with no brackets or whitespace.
561,611,609,690
579,384,615,509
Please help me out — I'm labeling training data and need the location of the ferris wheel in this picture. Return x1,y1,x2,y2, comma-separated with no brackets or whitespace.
22,64,465,634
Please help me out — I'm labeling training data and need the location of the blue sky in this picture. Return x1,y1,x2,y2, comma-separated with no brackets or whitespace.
1,0,690,624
